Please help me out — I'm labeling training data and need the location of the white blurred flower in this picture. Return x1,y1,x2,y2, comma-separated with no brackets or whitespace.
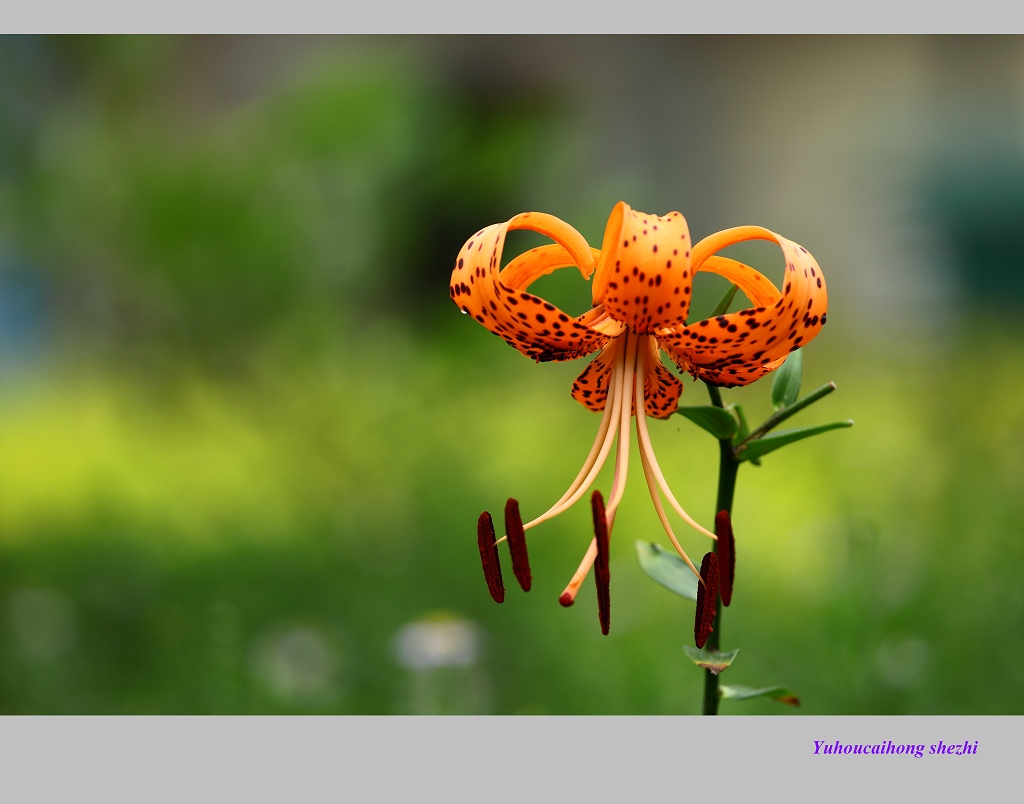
392,613,482,670
252,625,338,700
391,612,489,714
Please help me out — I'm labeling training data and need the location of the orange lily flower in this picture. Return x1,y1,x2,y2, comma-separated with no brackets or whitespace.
451,202,827,631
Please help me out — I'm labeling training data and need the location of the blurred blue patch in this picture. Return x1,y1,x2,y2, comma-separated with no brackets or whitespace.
926,157,1024,310
0,254,49,366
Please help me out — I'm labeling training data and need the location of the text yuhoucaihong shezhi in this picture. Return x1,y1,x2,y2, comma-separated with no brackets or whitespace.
812,740,979,758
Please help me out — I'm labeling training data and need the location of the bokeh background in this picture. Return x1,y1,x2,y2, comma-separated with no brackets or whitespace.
1,35,1023,714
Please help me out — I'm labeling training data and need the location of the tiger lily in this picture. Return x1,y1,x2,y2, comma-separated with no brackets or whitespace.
451,202,827,632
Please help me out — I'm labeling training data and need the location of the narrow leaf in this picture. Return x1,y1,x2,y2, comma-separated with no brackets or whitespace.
770,349,803,410
635,541,699,601
709,283,740,317
742,381,837,443
676,405,738,440
735,420,854,462
683,646,740,676
719,684,800,707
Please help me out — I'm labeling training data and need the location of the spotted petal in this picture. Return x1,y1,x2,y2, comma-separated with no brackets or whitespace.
570,341,616,413
450,213,609,362
570,336,681,419
657,226,827,387
592,202,695,334
640,337,683,419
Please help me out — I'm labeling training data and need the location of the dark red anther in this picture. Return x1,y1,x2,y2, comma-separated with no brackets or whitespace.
591,490,611,635
715,509,735,606
504,498,531,592
694,551,719,648
477,511,505,604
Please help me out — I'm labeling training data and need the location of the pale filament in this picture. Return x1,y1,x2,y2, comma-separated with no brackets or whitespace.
561,333,716,602
605,331,638,519
559,509,619,606
515,337,626,534
500,325,715,604
559,537,596,603
557,333,639,605
633,338,704,581
633,336,718,544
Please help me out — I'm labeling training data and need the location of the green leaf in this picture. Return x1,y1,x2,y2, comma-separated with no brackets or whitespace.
675,405,738,440
635,541,699,601
709,283,740,317
683,646,741,676
719,684,800,707
770,349,803,410
735,420,854,462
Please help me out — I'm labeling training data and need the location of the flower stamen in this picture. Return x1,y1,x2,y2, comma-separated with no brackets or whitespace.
633,364,718,543
556,332,638,611
453,203,828,631
715,510,735,606
504,498,531,592
605,331,638,520
558,538,596,607
637,429,703,581
632,336,714,580
592,490,611,635
694,551,719,648
519,338,625,533
477,511,505,604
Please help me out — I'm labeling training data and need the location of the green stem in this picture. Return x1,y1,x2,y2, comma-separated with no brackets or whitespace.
702,383,739,715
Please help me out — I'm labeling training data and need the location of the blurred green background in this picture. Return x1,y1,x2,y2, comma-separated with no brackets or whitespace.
1,35,1023,714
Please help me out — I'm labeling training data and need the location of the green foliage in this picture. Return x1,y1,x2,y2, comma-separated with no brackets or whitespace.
683,647,740,676
675,405,738,441
735,420,855,462
3,322,1024,714
635,542,699,601
672,346,849,466
770,349,803,410
709,283,740,318
0,40,569,362
719,685,800,707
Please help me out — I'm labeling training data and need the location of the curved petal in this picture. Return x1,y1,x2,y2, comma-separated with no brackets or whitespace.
450,214,610,362
591,202,695,334
697,255,781,307
500,244,602,291
509,212,597,278
658,226,827,387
